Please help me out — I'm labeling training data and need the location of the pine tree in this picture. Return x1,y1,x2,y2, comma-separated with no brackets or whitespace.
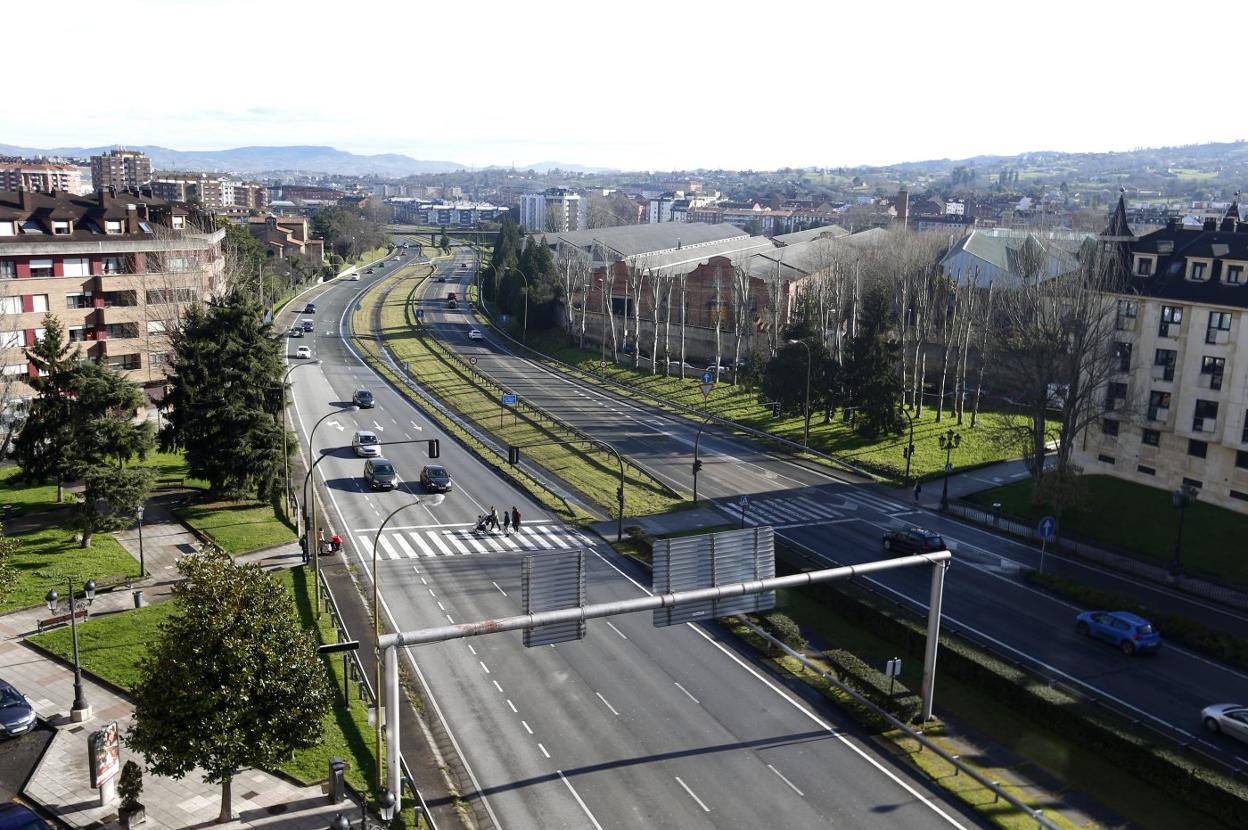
12,315,81,498
844,287,903,439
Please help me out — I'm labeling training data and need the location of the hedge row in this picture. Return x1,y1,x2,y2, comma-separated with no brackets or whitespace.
1023,570,1248,673
822,648,922,726
801,578,1248,828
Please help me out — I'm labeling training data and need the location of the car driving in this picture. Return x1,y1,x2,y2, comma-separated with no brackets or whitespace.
419,465,452,492
295,345,312,359
1202,703,1248,744
352,389,375,408
881,527,946,554
364,457,397,490
468,329,483,341
352,430,380,457
1075,610,1161,655
288,327,303,338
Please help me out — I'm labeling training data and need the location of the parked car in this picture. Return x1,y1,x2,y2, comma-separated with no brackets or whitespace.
352,430,381,458
468,329,483,341
352,389,375,408
419,465,452,492
881,527,946,555
288,327,303,338
364,457,397,490
0,677,37,739
304,303,316,313
1201,703,1248,744
0,804,52,830
295,346,312,359
301,319,315,332
1075,610,1161,655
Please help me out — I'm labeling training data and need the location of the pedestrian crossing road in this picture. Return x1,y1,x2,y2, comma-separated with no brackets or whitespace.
355,522,590,560
728,489,917,528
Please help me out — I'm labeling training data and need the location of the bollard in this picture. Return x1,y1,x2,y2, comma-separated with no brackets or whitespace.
132,590,145,609
327,757,347,803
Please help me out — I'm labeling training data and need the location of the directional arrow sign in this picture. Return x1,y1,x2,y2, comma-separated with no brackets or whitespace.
328,420,344,431
1038,515,1057,540
701,371,714,385
416,309,425,320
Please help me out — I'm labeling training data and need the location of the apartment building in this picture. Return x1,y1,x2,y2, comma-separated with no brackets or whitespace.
388,199,507,227
520,188,587,233
90,149,152,192
151,173,268,214
0,163,86,194
1074,198,1248,514
0,189,225,398
245,215,324,263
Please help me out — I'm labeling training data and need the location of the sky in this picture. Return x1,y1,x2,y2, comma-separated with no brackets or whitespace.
7,0,1247,172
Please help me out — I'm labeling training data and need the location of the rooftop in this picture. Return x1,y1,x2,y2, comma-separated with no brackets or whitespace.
536,222,750,259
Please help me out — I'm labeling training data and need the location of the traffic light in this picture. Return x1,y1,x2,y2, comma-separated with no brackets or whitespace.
508,445,520,465
427,439,440,459
692,458,703,474
616,487,624,503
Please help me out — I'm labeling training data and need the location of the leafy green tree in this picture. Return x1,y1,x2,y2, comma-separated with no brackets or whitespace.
76,466,154,548
485,216,523,303
311,205,386,262
68,360,153,468
761,342,814,416
844,287,902,439
127,548,330,823
0,530,17,605
161,292,289,500
12,315,80,499
439,225,450,252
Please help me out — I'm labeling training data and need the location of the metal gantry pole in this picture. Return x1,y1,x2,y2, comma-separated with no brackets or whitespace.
920,559,949,721
386,642,401,805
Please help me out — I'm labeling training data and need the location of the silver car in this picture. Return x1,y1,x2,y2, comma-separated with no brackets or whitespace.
1202,703,1248,744
0,678,36,738
352,430,381,458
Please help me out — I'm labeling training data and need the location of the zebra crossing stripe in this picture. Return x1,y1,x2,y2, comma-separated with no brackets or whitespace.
535,525,571,549
407,531,437,557
392,533,418,558
427,532,455,556
441,533,471,555
775,500,822,520
355,535,374,557
793,496,836,517
379,535,401,560
464,533,493,554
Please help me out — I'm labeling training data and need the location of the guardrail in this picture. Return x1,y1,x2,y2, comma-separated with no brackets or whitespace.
946,500,1248,612
318,569,437,828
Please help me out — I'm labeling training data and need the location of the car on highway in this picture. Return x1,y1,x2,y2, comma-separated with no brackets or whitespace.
363,457,397,490
419,465,452,493
436,276,445,282
1201,703,1248,744
295,345,312,359
352,388,375,408
1076,610,1161,655
366,268,374,274
352,430,381,458
0,677,37,738
348,272,361,281
301,319,315,332
468,329,483,341
881,527,946,555
304,303,316,313
288,327,303,338
0,803,52,830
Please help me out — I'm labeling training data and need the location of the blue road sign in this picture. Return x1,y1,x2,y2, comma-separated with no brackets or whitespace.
501,394,518,406
1038,515,1057,540
701,371,714,385
416,308,425,320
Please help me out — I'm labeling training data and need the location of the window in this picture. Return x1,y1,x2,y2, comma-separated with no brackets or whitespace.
145,288,197,305
1148,390,1171,420
105,323,137,339
1189,260,1209,281
106,355,140,371
1142,428,1161,446
1188,439,1208,458
149,352,167,368
1237,450,1248,470
165,255,193,272
1113,341,1132,372
51,220,71,235
0,364,25,376
65,292,93,310
1137,464,1156,475
61,257,89,278
30,295,48,313
171,215,185,230
104,220,123,235
1207,311,1232,344
1182,477,1203,490
28,259,53,278
66,326,85,343
1116,300,1137,330
1201,356,1226,390
101,256,127,275
0,297,19,316
1097,454,1115,464
1105,381,1127,411
0,221,14,237
1102,419,1119,436
146,321,166,334
0,261,14,279
1232,490,1248,502
1243,408,1248,443
1154,348,1177,380
1227,263,1245,284
1193,399,1219,431
1159,304,1183,337
0,331,20,350
1134,255,1155,276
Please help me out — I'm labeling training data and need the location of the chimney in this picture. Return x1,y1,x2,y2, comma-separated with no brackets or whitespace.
19,189,31,212
126,204,139,234
896,189,909,227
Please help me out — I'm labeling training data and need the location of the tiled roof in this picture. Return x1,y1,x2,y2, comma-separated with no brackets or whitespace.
1127,222,1248,309
0,189,192,243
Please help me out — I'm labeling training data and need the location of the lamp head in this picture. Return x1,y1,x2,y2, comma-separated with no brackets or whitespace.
84,579,97,602
377,788,397,820
45,589,58,613
328,813,350,830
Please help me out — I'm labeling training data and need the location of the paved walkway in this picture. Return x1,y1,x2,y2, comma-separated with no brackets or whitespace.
1,493,363,828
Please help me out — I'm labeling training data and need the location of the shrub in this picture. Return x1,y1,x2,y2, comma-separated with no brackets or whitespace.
118,759,143,809
762,613,806,654
823,648,922,726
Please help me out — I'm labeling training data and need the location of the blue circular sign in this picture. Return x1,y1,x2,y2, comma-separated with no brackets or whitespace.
1037,516,1057,540
701,371,714,384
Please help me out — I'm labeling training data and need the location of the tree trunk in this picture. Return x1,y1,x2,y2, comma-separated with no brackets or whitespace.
936,287,955,422
663,278,673,376
217,777,234,823
970,282,994,428
679,274,687,379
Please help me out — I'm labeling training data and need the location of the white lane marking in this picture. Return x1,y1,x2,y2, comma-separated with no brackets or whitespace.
445,614,454,623
479,661,490,675
595,692,620,716
427,587,437,598
675,776,710,812
674,682,699,704
605,621,628,639
558,770,606,830
392,533,418,558
535,524,572,549
507,699,517,713
420,576,427,585
408,531,437,557
372,421,385,431
329,420,344,431
493,581,508,597
436,601,445,611
769,764,805,796
467,644,476,656
493,680,503,693
539,743,551,758
521,720,533,734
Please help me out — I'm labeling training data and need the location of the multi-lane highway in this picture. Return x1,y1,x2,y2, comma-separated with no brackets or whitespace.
409,243,1248,775
284,246,989,829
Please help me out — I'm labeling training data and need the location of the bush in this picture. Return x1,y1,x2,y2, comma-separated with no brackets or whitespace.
823,648,922,726
762,613,806,654
118,759,143,809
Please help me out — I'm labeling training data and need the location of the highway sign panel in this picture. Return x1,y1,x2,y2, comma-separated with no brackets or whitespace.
501,394,518,406
523,550,586,647
1038,516,1057,540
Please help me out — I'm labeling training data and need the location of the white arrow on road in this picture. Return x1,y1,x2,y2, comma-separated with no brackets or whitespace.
373,421,385,432
328,420,344,431
410,420,423,431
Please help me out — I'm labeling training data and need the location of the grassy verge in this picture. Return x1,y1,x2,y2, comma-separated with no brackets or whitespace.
516,328,1050,482
357,270,683,519
0,466,62,519
1,523,137,614
966,475,1248,588
174,499,295,555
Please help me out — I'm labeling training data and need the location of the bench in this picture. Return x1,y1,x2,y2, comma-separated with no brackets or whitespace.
36,608,88,633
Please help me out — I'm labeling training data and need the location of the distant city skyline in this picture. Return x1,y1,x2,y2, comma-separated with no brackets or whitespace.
7,0,1246,173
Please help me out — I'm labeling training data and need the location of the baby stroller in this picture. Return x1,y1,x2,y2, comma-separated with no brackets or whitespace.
473,515,491,535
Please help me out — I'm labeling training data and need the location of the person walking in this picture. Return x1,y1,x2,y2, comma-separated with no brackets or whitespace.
913,481,922,503
503,511,512,535
511,506,521,532
488,506,499,531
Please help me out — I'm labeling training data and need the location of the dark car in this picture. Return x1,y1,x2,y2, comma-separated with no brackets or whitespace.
881,527,946,555
304,303,316,313
419,465,452,493
0,804,52,830
301,319,315,332
288,327,303,338
352,389,375,408
1076,610,1162,655
364,457,397,491
0,678,37,739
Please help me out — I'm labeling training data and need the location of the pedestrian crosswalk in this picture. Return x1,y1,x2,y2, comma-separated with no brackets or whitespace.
729,489,912,527
355,522,589,560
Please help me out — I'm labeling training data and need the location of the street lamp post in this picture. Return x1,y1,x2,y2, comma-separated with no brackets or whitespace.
899,404,917,486
938,428,961,510
597,277,608,372
302,406,356,616
136,506,145,580
329,785,396,829
45,579,96,721
281,360,321,525
692,412,715,503
787,339,812,448
1170,484,1198,578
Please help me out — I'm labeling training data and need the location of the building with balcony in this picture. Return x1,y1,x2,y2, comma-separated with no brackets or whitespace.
151,173,268,214
1073,197,1248,514
90,149,152,192
520,188,586,233
0,189,225,400
245,215,324,263
0,163,87,194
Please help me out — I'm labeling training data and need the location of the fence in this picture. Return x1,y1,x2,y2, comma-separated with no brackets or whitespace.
946,500,1248,612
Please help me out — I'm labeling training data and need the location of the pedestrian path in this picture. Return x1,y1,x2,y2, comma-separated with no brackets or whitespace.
727,489,917,528
357,522,591,560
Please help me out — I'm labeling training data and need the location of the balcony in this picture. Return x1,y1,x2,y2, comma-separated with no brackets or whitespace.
1151,365,1175,381
1147,407,1170,423
1193,417,1218,434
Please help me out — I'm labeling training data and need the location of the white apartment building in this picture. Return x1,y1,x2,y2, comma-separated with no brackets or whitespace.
519,188,587,233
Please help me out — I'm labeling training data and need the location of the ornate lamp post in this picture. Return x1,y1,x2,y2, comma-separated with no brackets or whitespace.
787,339,812,448
1170,483,1198,578
45,579,97,721
938,428,961,509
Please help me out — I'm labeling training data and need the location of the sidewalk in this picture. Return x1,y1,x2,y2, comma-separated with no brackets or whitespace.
879,456,1036,511
0,495,359,828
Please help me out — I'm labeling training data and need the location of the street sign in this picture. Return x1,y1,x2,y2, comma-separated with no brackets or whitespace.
944,462,953,473
699,382,714,399
1038,516,1057,540
501,394,518,406
355,303,363,311
884,657,902,677
416,308,425,320
469,356,477,366
701,371,714,385
739,495,750,507
600,360,606,369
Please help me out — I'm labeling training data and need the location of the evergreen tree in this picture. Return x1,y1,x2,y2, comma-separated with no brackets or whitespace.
12,315,81,498
0,529,17,605
127,548,330,822
161,292,289,500
76,466,154,549
844,287,903,439
439,225,450,252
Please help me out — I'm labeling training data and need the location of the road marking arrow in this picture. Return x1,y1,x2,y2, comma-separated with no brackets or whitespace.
329,420,344,431
373,421,385,432
410,420,423,431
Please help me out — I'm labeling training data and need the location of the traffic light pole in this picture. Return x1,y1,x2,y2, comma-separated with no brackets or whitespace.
507,438,626,541
692,413,715,503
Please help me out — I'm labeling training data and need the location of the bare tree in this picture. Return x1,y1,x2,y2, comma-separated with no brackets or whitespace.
556,242,591,345
730,256,754,384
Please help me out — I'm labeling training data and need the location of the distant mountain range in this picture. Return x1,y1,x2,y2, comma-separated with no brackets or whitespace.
0,143,467,177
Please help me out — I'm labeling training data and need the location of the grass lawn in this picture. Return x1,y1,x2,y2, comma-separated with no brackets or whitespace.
30,601,177,689
966,475,1248,587
519,329,1043,482
774,589,1228,830
0,466,62,519
174,499,295,556
359,272,683,519
0,526,138,614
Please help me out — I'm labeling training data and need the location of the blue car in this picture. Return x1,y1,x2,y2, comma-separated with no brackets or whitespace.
1076,610,1161,655
0,804,52,830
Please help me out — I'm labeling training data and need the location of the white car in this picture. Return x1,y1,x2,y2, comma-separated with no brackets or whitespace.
1202,703,1248,744
468,329,484,341
348,273,361,281
352,430,381,458
295,346,312,359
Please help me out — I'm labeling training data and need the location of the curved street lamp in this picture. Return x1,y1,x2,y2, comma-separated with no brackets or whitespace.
45,579,97,721
787,339,812,448
301,405,357,615
506,266,530,344
282,359,321,522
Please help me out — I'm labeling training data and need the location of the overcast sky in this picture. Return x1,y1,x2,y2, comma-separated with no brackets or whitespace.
7,0,1245,171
